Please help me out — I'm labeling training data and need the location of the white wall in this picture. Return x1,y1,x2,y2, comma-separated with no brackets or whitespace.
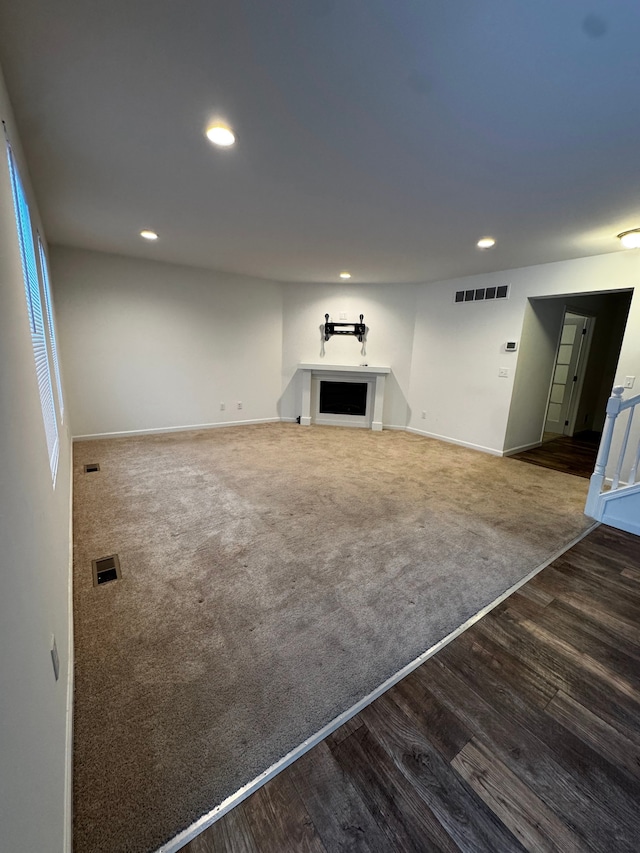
51,247,284,438
504,298,563,453
0,68,73,852
407,252,640,455
280,282,417,427
56,248,640,461
408,281,519,453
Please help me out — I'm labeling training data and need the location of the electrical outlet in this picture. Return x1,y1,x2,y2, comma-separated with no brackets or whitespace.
51,635,60,681
499,367,509,378
421,411,426,419
624,376,635,389
237,401,243,410
339,312,347,321
220,402,225,411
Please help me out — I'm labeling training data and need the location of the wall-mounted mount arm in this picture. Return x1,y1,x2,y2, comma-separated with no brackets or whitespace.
324,313,365,343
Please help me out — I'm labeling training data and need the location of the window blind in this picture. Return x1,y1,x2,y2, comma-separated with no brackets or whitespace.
6,143,59,483
38,235,64,423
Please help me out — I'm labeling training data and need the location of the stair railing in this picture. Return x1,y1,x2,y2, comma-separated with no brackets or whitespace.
585,386,640,517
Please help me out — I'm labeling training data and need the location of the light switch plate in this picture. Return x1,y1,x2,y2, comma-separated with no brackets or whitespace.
339,312,347,321
624,376,635,389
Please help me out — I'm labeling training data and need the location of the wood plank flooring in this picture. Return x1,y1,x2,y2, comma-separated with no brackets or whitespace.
511,431,600,479
180,525,640,853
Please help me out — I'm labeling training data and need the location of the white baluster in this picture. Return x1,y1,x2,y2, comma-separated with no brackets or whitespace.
612,406,634,490
628,417,640,486
585,386,624,518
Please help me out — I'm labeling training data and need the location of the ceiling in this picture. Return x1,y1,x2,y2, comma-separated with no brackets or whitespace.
0,0,639,284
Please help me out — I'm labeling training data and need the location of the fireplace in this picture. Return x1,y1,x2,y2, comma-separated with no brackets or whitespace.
319,381,368,416
297,364,390,431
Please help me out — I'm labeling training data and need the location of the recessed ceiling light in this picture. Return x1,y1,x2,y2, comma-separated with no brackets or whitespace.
140,230,158,241
618,228,640,249
477,237,496,249
339,271,351,279
205,124,236,147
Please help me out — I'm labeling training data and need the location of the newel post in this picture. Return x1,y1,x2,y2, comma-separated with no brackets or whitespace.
585,385,624,517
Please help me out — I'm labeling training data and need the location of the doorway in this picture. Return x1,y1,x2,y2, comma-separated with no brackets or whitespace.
505,289,633,477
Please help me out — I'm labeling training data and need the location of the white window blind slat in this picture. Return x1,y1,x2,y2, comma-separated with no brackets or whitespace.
6,142,60,485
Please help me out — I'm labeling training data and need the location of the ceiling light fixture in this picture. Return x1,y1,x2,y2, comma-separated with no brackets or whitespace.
339,271,351,279
618,228,640,249
140,230,158,241
205,123,236,147
477,237,496,249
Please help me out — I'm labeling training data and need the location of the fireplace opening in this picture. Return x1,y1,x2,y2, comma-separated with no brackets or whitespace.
319,381,367,416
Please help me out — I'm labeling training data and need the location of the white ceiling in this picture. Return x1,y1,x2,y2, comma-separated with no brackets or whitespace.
1,0,639,284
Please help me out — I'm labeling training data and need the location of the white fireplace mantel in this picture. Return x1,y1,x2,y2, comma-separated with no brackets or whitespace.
298,363,391,431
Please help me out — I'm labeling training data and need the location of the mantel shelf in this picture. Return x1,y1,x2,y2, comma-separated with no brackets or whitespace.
298,363,390,375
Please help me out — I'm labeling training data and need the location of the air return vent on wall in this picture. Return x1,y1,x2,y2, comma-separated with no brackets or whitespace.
454,285,509,304
92,555,121,586
84,463,100,473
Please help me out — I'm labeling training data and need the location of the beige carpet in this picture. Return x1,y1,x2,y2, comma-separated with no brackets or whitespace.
72,424,591,853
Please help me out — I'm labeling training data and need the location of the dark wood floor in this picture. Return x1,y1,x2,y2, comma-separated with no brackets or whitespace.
511,431,601,479
181,525,640,853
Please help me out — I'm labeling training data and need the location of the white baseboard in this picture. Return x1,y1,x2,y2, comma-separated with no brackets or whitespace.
503,441,542,456
73,417,408,441
406,426,503,456
63,458,74,853
157,520,598,853
73,419,508,454
72,417,282,441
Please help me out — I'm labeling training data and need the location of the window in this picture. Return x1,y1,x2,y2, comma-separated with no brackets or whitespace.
6,142,59,483
37,235,64,423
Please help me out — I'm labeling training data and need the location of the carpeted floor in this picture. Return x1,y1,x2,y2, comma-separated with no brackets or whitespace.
72,424,592,853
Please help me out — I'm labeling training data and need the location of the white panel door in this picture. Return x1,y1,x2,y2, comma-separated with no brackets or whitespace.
545,313,588,435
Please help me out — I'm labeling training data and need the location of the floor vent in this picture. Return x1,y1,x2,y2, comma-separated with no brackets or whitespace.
84,463,100,473
92,555,121,586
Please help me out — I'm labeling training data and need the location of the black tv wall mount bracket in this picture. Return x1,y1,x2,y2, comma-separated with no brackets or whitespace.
324,313,366,343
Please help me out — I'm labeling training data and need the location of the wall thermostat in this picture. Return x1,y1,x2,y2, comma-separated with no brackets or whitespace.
505,341,518,351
